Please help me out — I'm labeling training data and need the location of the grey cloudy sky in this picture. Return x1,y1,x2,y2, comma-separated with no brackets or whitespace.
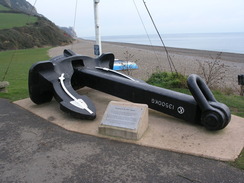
27,0,244,37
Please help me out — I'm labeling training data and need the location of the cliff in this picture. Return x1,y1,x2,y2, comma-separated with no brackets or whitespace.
0,18,73,50
0,0,74,50
0,0,39,16
60,27,77,38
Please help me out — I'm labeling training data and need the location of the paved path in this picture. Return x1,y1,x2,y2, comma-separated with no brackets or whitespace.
0,99,243,183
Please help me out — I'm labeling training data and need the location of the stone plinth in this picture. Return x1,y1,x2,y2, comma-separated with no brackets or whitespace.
0,81,9,93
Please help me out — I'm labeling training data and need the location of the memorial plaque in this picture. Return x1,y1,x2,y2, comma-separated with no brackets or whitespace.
101,105,143,130
99,101,148,140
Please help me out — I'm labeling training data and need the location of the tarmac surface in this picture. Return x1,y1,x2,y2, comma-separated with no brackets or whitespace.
1,98,244,183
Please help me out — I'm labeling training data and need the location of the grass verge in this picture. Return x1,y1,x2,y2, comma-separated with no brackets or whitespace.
0,48,50,101
230,148,244,170
0,4,10,11
0,12,38,30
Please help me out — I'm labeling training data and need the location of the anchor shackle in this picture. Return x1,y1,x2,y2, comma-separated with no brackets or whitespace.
187,74,231,130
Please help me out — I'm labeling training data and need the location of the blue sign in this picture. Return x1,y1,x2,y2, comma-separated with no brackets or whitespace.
94,45,100,56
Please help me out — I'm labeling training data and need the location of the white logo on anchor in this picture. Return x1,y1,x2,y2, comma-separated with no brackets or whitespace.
59,73,93,114
177,106,185,114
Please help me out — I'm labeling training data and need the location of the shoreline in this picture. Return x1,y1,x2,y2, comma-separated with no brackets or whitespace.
103,41,244,64
49,39,244,90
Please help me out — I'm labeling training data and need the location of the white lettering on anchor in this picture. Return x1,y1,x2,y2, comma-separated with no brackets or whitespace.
151,98,175,110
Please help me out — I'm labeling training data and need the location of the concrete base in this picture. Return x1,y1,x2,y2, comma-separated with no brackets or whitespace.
99,101,148,140
14,87,244,161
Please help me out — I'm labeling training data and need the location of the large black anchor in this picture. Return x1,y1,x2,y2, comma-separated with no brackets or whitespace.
29,49,231,130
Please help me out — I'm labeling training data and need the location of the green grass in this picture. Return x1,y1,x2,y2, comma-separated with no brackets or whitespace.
0,12,38,30
0,48,50,101
213,91,244,117
0,4,10,11
230,148,244,170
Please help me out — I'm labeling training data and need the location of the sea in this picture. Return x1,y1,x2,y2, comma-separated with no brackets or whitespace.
86,32,244,55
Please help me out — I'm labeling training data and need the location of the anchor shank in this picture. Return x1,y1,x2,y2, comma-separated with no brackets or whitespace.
74,68,201,124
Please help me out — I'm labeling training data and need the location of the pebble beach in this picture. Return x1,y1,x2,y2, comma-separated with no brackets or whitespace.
49,39,244,92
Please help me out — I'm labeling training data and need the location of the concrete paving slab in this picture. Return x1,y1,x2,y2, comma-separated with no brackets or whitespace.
14,87,244,161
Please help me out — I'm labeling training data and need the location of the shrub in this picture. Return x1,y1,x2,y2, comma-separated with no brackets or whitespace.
197,52,229,89
146,72,187,89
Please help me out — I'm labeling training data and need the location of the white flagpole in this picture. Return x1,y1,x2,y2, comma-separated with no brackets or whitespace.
94,0,102,56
